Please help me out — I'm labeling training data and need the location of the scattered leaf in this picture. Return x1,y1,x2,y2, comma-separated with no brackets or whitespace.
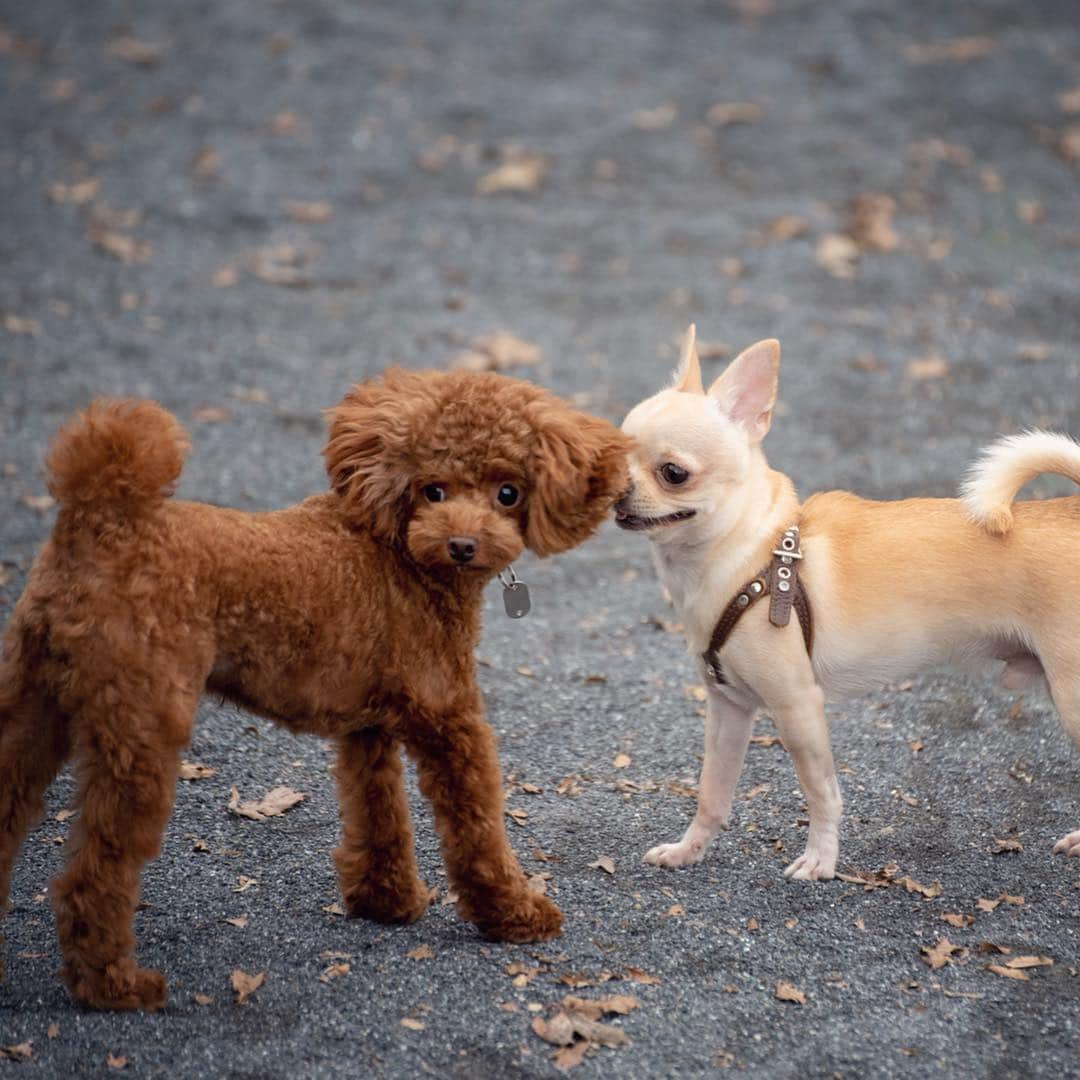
228,786,305,821
705,102,762,126
990,838,1023,854
662,904,685,918
179,761,215,780
896,876,942,899
1005,956,1052,970
921,937,962,970
90,228,151,263
192,994,213,1006
400,1018,425,1031
976,897,1000,912
106,1053,128,1069
631,104,677,130
285,200,333,224
767,214,808,241
477,156,547,195
47,1024,59,1040
230,969,265,1005
322,901,345,915
1017,343,1050,363
749,734,783,748
942,913,974,929
247,243,312,286
48,178,100,205
815,233,860,278
1058,88,1080,113
224,917,248,929
1058,124,1080,162
233,876,257,893
848,193,899,252
22,494,56,513
774,981,806,1004
612,753,631,770
506,807,529,826
450,331,542,372
986,964,1029,981
407,945,434,961
107,36,163,66
905,355,949,380
319,962,350,983
0,1043,33,1062
904,37,996,64
588,856,616,875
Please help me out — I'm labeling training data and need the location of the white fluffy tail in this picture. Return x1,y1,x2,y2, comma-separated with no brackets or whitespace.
961,430,1080,535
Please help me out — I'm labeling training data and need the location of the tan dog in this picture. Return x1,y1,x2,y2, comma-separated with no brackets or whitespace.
616,325,1080,880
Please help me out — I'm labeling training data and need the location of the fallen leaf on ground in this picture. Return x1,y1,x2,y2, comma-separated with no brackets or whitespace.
228,786,305,821
0,1043,33,1062
319,962,350,983
624,967,660,985
986,964,1029,981
231,969,265,1005
506,807,528,826
4,314,40,336
22,494,56,512
48,178,100,205
1017,343,1050,363
179,761,215,780
407,945,434,961
588,856,615,875
662,904,685,918
285,200,333,223
921,937,963,970
224,917,248,929
233,876,257,893
815,233,860,278
450,331,542,371
248,243,312,286
1059,125,1080,162
1058,88,1080,113
942,913,974,928
400,1018,425,1031
531,993,637,1067
767,214,808,241
976,897,1000,912
612,753,631,770
557,776,583,797
322,901,345,915
631,104,676,130
106,1054,128,1069
1005,956,1053,970
90,228,151,263
904,36,996,64
47,1024,59,1040
848,193,899,252
192,994,212,1006
905,355,949,380
990,838,1023,854
774,981,806,1004
749,734,783,748
107,36,163,66
705,102,762,126
477,155,547,195
506,962,541,987
896,875,942,899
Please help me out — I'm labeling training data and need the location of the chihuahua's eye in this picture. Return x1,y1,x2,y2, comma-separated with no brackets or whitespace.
423,483,447,503
659,463,689,486
496,483,520,508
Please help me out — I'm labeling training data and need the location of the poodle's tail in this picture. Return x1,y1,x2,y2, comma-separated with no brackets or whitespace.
45,398,190,519
960,430,1080,536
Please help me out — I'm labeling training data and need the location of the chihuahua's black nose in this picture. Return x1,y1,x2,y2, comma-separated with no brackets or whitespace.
448,536,477,563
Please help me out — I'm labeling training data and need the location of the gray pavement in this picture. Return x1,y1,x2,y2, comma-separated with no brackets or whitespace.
1,0,1079,1076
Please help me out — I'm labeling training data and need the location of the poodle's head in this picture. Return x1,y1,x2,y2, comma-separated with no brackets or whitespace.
324,369,630,575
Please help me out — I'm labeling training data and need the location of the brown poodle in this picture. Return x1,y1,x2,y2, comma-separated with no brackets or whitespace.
0,368,629,1011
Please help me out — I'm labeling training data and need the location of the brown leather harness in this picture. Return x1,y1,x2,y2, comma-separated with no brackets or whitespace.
701,525,814,687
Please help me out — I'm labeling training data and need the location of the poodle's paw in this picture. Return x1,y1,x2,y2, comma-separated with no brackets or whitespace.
643,840,706,868
783,843,837,882
1052,829,1080,857
64,960,168,1012
342,879,431,925
476,891,563,943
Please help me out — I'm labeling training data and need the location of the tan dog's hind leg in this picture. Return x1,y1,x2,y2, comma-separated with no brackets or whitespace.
765,681,842,881
1045,656,1080,858
644,691,754,867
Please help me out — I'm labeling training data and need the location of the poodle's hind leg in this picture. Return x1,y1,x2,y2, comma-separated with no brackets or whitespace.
0,677,71,975
333,728,429,924
50,684,196,1011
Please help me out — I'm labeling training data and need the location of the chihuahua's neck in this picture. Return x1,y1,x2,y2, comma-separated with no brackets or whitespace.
652,457,799,652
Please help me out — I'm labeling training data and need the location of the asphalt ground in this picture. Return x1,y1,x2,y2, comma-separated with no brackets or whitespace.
1,0,1079,1076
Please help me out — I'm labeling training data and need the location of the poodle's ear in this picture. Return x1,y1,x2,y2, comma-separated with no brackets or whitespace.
323,374,418,538
525,402,632,557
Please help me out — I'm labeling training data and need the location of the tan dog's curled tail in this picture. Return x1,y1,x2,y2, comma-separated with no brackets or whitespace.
46,398,190,517
961,430,1080,535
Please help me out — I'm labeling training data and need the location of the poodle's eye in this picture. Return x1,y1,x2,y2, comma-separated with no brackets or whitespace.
496,483,520,508
423,483,447,503
659,463,689,486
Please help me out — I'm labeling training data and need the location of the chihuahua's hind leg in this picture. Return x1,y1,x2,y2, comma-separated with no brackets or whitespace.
644,691,754,868
1044,657,1080,858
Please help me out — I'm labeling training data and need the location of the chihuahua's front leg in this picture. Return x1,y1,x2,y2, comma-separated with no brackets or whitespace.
645,689,754,867
763,680,842,881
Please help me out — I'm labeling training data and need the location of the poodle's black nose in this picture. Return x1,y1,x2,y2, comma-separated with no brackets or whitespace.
448,536,477,563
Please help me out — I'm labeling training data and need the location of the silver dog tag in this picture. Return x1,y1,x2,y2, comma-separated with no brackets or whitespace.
499,565,531,619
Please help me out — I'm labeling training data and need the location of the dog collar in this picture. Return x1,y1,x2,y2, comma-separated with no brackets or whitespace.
701,524,813,687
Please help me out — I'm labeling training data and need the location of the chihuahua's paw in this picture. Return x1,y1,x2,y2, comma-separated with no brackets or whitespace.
783,845,837,882
1052,829,1080,857
644,840,706,868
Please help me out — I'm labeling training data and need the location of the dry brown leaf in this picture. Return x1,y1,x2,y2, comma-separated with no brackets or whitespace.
749,734,783,748
179,761,215,781
986,964,1029,981
896,875,942,899
662,904,685,918
0,1043,33,1062
22,494,56,513
47,1023,59,1039
774,981,806,1004
909,740,924,753
705,102,762,126
921,937,962,970
613,753,631,770
848,194,899,253
319,962,350,983
1017,343,1050,363
106,1054,128,1069
191,146,221,180
506,962,541,987
1058,124,1080,162
107,36,163,66
506,807,528,826
285,200,333,224
557,776,583,797
48,178,100,205
1058,88,1080,113
4,314,40,336
90,228,151,263
228,786,305,821
400,1018,425,1031
976,897,1000,912
815,233,860,278
192,993,213,1006
942,913,974,929
476,156,547,195
248,243,312,286
322,901,345,915
904,36,996,64
407,945,434,961
978,942,1011,955
563,994,639,1019
230,969,265,1005
767,214,808,241
588,856,615,875
451,331,542,372
233,875,257,893
682,684,707,702
990,838,1023,854
632,104,677,130
1005,956,1053,970
905,355,949,380
999,893,1024,906
624,967,660,985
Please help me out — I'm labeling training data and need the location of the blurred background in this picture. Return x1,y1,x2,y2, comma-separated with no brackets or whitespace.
1,2,1079,1076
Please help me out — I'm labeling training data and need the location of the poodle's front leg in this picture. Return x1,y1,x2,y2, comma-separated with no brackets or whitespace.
405,709,562,943
333,728,430,924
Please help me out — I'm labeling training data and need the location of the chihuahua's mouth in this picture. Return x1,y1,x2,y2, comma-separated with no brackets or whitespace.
614,508,696,531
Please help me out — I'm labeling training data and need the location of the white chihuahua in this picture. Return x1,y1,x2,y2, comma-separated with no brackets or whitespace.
617,325,1080,880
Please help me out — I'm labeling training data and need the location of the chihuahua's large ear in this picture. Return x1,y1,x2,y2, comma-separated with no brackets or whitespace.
671,323,703,394
525,402,632,557
707,338,780,443
323,372,418,538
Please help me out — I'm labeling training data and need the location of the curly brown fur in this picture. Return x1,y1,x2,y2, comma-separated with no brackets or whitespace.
0,370,630,1010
